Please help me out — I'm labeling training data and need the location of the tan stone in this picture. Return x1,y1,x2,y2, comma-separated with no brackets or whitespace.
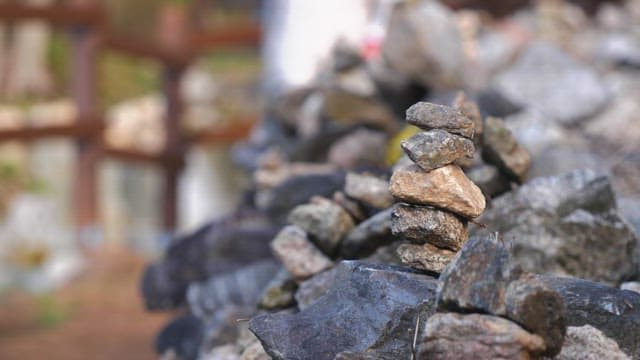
271,225,333,280
396,243,456,273
389,164,486,218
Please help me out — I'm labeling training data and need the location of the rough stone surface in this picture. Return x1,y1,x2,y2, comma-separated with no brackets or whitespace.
250,261,438,360
401,130,475,172
466,163,512,197
390,164,486,218
417,313,545,360
344,172,394,210
340,208,394,258
187,260,280,319
391,204,468,251
482,116,531,183
405,102,474,138
437,233,522,315
270,225,333,280
141,211,278,310
258,268,297,310
505,275,567,357
553,325,630,360
493,42,610,125
288,197,355,255
396,243,456,273
538,275,640,358
295,266,339,311
474,169,639,285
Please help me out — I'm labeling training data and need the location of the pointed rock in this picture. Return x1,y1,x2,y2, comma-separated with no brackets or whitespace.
405,102,474,138
401,130,475,172
437,233,522,315
391,204,468,251
482,116,531,183
389,164,486,218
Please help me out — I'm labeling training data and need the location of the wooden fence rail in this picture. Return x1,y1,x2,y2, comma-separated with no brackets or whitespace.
0,1,259,242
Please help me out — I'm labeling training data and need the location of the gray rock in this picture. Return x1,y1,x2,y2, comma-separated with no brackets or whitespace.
504,274,567,357
405,102,474,138
257,171,346,223
156,314,204,360
396,243,456,273
295,267,339,311
187,260,280,319
390,164,486,219
344,173,394,210
401,130,475,172
288,197,355,255
466,163,511,197
322,89,397,133
621,282,640,294
340,208,394,258
552,325,630,360
482,116,531,183
382,0,464,89
417,313,545,360
328,128,388,169
391,204,468,251
474,169,639,285
250,261,438,360
258,268,297,310
493,42,609,125
437,233,522,315
141,211,278,310
270,225,333,280
538,275,640,358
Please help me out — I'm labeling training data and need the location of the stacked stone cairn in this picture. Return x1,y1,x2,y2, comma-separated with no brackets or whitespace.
389,101,486,273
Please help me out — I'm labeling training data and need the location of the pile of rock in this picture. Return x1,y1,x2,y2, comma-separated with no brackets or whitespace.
389,101,486,272
418,233,567,359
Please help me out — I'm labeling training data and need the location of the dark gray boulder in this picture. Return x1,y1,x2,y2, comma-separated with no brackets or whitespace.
141,210,278,310
250,261,438,360
474,169,639,285
538,275,640,359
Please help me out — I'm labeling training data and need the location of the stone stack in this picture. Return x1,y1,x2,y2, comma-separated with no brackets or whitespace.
389,102,486,272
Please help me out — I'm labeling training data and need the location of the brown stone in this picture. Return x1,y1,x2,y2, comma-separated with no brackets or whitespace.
405,102,474,138
270,225,333,280
505,274,567,357
389,164,486,218
482,116,531,183
396,243,456,273
454,92,483,146
391,204,468,251
401,130,475,172
417,313,545,360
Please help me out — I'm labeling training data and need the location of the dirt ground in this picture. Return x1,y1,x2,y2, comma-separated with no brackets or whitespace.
0,246,174,360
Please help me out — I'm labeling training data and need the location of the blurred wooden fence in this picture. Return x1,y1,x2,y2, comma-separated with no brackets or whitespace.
0,0,260,241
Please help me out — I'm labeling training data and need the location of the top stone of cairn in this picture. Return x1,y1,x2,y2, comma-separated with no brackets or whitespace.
406,102,475,139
